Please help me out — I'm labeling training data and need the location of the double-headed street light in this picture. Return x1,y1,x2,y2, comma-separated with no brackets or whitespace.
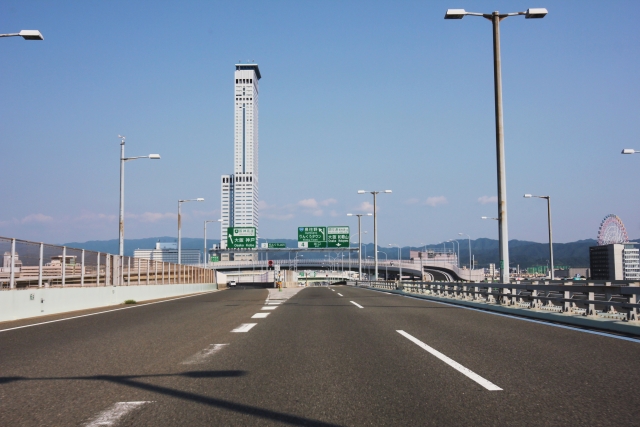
204,219,223,267
357,190,392,280
118,135,161,256
178,198,204,264
0,30,44,40
445,7,547,283
524,194,554,280
347,213,372,281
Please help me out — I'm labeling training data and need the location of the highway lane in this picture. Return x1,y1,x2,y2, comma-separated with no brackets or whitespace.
1,284,639,426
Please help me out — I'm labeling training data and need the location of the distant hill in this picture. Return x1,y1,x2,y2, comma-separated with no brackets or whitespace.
62,236,639,269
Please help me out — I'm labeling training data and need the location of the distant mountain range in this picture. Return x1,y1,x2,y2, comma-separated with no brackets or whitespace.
62,237,639,269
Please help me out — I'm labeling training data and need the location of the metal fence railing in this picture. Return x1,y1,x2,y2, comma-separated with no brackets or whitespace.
349,280,640,323
0,236,215,290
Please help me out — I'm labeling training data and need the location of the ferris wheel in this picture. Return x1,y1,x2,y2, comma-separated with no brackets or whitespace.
597,214,629,246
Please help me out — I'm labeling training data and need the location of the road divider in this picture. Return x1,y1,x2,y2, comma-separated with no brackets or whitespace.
397,330,502,391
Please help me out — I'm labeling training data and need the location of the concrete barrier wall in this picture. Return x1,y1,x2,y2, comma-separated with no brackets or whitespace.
0,283,218,323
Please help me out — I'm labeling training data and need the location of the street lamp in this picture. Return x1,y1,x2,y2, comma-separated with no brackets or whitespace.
204,219,223,267
445,7,547,283
357,190,392,280
481,216,499,220
178,198,204,264
622,149,638,155
347,213,372,281
458,233,472,271
524,194,554,280
377,251,388,280
0,30,44,40
118,135,161,256
389,244,402,281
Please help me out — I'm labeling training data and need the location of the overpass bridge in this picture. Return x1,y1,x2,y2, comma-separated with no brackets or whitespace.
209,257,484,282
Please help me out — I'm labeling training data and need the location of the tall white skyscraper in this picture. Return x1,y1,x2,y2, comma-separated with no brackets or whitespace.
221,64,261,258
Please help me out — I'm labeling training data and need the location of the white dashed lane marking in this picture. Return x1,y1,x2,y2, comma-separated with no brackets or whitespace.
232,323,257,333
252,313,270,319
350,301,364,308
337,293,343,296
397,330,502,391
261,306,277,310
181,344,228,365
85,401,152,426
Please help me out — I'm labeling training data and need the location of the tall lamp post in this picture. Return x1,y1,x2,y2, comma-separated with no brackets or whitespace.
204,219,222,267
178,198,204,264
458,233,472,271
347,213,372,281
358,190,392,280
445,7,547,283
118,135,160,256
448,240,460,267
389,244,402,281
377,251,388,280
524,194,554,279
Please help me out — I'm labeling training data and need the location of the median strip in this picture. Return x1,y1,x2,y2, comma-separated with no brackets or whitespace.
396,330,502,391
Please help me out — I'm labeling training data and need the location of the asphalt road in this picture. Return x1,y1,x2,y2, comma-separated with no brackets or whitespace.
1,285,640,426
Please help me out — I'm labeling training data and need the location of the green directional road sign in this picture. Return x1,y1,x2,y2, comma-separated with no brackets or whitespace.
327,226,350,248
268,243,286,249
227,227,257,249
298,226,327,248
210,255,220,262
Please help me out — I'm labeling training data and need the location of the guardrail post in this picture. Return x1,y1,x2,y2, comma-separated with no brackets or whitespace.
563,282,572,312
61,246,66,287
97,253,101,286
106,255,111,286
81,249,85,287
9,238,16,289
162,262,165,284
154,261,158,284
38,242,43,288
127,257,131,286
629,283,639,322
146,259,150,285
587,282,595,316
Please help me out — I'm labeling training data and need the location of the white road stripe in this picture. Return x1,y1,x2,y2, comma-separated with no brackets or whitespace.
337,293,343,296
350,301,363,308
232,323,257,332
252,313,270,318
0,291,218,334
397,330,502,391
181,344,228,365
85,401,152,426
265,302,282,305
261,306,277,310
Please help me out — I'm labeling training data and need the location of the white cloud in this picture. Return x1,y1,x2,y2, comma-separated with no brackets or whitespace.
21,213,54,224
320,198,337,206
478,196,498,205
312,209,324,217
423,196,448,207
358,202,374,212
329,210,339,217
298,198,319,209
126,212,176,222
76,212,117,222
263,213,294,220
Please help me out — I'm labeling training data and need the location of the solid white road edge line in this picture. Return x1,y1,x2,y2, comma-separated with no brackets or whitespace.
181,344,229,365
392,291,640,344
350,301,364,309
0,291,218,334
84,401,152,427
252,313,270,318
232,323,257,333
337,293,343,296
397,330,502,391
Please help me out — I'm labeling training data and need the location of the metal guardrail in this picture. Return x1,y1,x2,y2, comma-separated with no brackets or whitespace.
349,280,640,323
0,236,214,290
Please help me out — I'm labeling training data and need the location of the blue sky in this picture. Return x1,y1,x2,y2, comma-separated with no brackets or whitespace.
1,0,639,247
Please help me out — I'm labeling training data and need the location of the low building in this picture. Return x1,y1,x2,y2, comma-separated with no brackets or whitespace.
589,243,639,280
133,242,201,265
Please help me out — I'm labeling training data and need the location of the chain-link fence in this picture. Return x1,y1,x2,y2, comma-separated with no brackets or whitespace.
0,236,214,290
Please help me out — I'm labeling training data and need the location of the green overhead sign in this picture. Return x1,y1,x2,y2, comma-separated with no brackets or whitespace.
227,227,257,249
260,242,287,249
298,226,327,248
210,255,220,262
327,226,350,248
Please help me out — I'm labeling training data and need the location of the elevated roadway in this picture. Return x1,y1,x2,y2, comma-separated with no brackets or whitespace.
1,285,638,425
